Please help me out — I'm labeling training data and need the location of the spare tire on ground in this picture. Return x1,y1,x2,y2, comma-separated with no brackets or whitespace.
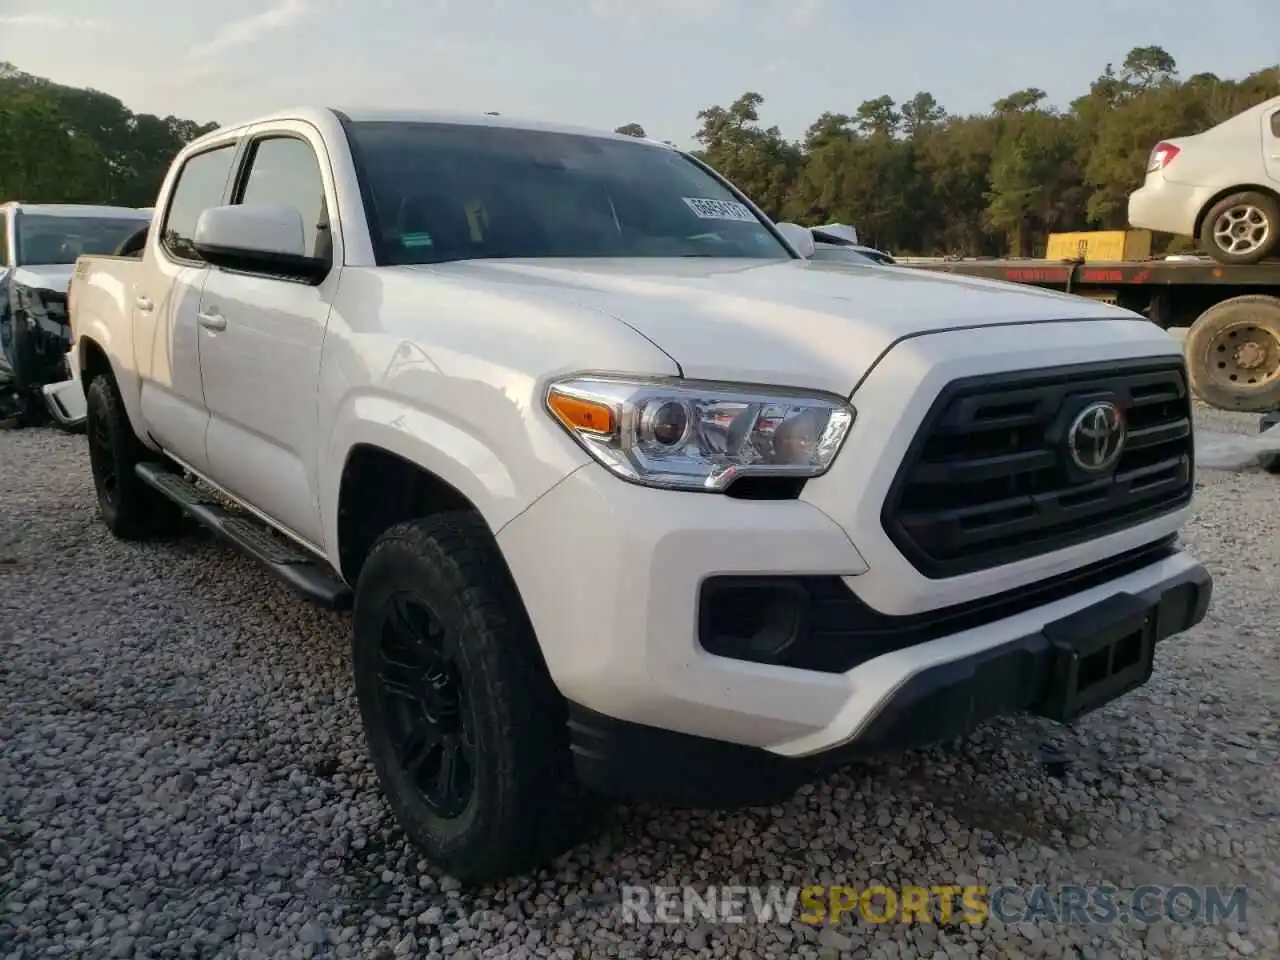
1184,295,1280,413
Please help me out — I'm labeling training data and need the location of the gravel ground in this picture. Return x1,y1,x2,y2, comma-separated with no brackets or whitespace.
2,406,1278,960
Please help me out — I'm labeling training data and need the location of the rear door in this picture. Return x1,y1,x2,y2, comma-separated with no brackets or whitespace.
135,138,240,472
1264,102,1280,188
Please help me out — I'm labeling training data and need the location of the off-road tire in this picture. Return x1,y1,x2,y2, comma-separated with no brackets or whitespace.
1197,191,1280,266
1184,296,1280,412
84,374,186,540
351,512,599,883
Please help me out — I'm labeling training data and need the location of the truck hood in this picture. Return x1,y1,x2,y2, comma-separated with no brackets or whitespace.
409,257,1139,396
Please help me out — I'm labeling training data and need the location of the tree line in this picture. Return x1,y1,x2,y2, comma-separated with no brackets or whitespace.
0,62,218,210
3,48,1277,257
615,46,1278,257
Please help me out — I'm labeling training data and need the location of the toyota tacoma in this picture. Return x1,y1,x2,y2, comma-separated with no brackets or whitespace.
66,107,1212,881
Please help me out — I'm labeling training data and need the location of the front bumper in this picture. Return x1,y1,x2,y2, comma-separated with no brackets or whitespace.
42,380,87,428
498,460,1210,783
565,555,1209,806
42,352,86,428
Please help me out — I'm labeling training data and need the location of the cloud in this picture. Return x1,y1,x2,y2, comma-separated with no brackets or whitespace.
786,0,825,25
0,13,109,30
188,0,312,60
587,0,730,25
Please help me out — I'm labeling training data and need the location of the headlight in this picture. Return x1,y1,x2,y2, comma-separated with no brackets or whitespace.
544,376,855,491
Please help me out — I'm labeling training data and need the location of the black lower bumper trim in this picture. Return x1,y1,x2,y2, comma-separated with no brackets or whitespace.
568,558,1212,808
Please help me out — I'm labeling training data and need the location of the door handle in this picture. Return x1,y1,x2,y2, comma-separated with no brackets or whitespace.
197,310,227,331
135,296,154,313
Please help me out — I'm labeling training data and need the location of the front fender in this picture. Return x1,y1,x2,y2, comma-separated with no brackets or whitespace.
318,386,591,570
315,265,684,567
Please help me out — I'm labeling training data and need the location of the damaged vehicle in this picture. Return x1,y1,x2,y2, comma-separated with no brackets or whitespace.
0,202,152,428
775,221,897,265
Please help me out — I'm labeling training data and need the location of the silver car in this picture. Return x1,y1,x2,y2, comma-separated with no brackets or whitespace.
1128,94,1280,265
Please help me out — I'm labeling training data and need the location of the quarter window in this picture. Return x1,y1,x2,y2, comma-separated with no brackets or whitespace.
161,144,238,262
1270,110,1280,138
237,136,330,259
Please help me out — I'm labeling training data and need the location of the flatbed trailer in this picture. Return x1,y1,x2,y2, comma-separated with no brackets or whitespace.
904,256,1280,414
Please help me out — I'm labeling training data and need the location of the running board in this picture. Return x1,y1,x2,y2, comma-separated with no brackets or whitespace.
135,462,353,611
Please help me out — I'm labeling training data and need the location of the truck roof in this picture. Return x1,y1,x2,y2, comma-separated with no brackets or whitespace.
189,106,677,152
2,202,152,219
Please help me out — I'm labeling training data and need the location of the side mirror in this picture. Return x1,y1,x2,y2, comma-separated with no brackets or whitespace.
193,204,329,284
775,222,816,259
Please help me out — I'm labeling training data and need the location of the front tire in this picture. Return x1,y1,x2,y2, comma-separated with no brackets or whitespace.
351,512,595,882
85,374,185,540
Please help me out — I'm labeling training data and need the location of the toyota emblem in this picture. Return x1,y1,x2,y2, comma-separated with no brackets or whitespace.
1067,401,1126,472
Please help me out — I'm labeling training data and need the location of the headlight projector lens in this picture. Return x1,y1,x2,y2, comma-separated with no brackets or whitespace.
641,399,690,447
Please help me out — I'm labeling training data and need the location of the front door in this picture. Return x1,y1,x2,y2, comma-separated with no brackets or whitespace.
197,122,341,548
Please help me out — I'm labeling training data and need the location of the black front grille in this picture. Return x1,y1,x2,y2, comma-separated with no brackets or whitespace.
882,358,1194,578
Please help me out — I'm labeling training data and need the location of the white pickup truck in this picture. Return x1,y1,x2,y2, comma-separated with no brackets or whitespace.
68,107,1211,881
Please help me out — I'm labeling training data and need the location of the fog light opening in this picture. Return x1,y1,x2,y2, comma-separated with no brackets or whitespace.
700,579,809,663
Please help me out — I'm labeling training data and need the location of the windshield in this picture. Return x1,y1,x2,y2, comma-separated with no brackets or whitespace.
16,215,149,265
345,121,793,265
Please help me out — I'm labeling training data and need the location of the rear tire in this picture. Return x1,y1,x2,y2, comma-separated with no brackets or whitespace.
1198,191,1280,266
1184,296,1280,412
351,512,599,883
85,374,186,540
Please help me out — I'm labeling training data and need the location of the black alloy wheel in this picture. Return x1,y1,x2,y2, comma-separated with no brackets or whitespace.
375,591,477,818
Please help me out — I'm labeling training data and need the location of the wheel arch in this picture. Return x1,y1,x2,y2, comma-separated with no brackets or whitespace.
335,443,484,585
320,390,589,582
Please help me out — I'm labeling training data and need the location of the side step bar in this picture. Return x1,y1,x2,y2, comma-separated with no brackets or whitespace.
135,462,353,611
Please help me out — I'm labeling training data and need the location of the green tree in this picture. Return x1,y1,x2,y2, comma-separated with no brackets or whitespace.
1121,45,1178,89
994,88,1048,114
901,92,947,138
0,61,217,206
0,88,106,202
693,92,803,218
985,106,1079,255
854,95,900,137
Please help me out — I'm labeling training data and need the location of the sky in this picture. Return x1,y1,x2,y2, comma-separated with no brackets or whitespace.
2,0,1277,148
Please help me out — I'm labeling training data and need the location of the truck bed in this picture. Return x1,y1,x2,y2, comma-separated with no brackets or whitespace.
66,253,145,354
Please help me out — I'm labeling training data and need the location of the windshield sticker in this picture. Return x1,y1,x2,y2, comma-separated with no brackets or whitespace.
401,232,434,248
682,197,757,222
